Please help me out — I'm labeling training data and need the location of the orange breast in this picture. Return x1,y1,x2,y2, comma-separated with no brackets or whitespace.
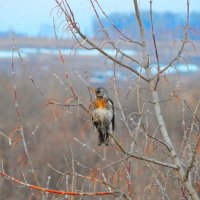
95,98,107,109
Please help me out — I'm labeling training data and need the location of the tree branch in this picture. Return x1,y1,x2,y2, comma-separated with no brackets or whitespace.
0,171,116,197
55,0,149,82
109,133,177,169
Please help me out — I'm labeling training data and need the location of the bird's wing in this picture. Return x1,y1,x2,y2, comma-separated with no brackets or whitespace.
92,117,99,129
108,98,115,131
89,101,99,128
112,105,115,131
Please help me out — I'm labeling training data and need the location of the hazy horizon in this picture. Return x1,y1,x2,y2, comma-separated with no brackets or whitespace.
1,0,200,37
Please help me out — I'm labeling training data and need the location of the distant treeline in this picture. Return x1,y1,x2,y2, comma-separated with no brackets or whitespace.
92,12,200,40
1,12,199,39
0,30,26,37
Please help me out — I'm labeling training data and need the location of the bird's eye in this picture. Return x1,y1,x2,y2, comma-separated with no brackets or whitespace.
96,89,101,93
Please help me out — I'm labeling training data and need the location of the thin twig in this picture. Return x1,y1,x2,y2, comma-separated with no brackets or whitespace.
11,45,40,186
185,135,200,179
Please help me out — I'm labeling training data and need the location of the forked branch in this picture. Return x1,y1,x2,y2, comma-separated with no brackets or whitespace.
55,0,149,82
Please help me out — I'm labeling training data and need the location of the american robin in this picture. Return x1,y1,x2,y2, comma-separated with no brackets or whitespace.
89,87,114,146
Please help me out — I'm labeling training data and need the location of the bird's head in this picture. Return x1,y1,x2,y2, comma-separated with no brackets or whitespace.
94,87,109,99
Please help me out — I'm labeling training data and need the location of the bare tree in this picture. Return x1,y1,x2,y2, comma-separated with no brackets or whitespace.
1,0,200,199
51,0,200,199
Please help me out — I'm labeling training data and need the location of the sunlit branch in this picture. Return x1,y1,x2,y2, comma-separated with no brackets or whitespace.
0,171,116,197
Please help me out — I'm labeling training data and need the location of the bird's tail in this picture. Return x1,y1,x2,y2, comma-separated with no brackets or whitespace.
97,126,109,146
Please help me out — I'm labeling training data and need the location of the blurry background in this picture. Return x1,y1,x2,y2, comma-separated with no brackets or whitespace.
0,0,200,199
1,0,200,37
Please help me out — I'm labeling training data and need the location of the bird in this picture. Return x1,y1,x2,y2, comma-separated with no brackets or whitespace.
89,87,114,146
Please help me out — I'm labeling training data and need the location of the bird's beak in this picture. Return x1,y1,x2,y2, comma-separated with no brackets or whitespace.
90,87,96,94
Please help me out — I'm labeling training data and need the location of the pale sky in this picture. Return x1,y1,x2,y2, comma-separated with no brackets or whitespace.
1,0,200,36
